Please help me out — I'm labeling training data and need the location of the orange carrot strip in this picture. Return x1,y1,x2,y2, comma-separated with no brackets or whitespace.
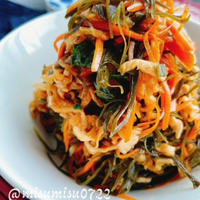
137,120,156,127
112,24,144,41
165,40,195,71
116,148,140,159
167,0,174,14
66,0,82,15
178,6,189,31
54,33,66,52
91,38,104,72
89,21,144,41
176,101,190,112
161,81,171,130
140,100,161,137
161,53,179,93
151,38,161,63
124,0,133,8
144,31,155,62
118,103,137,142
76,160,96,177
167,21,194,52
118,193,138,200
148,16,160,35
58,42,66,60
63,120,70,151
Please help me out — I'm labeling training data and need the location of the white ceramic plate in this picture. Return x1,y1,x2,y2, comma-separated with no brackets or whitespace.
0,10,200,200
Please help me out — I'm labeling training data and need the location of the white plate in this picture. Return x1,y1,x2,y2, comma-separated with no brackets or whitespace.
0,10,200,200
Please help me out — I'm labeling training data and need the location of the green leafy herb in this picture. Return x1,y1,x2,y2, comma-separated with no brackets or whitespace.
110,72,128,80
95,83,115,101
71,41,95,68
74,104,82,110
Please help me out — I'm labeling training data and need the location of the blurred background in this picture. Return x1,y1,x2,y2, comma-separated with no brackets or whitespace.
0,0,200,39
0,0,75,39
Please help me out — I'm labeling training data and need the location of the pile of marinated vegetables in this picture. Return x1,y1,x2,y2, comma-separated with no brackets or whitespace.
30,0,200,197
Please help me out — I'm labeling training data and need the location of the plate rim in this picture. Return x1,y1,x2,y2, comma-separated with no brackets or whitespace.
0,10,200,200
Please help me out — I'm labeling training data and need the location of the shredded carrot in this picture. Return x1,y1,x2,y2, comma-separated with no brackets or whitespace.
161,81,171,130
58,42,66,60
176,101,190,112
161,53,179,93
118,193,138,200
66,0,82,15
165,40,195,71
178,6,189,31
137,120,156,127
91,38,104,72
76,159,96,177
63,120,70,151
144,31,155,62
167,21,194,52
124,0,133,8
151,38,161,63
159,22,174,38
54,33,66,52
118,103,137,142
148,16,160,35
88,21,144,41
116,148,140,159
140,100,161,137
112,24,144,41
167,0,174,14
